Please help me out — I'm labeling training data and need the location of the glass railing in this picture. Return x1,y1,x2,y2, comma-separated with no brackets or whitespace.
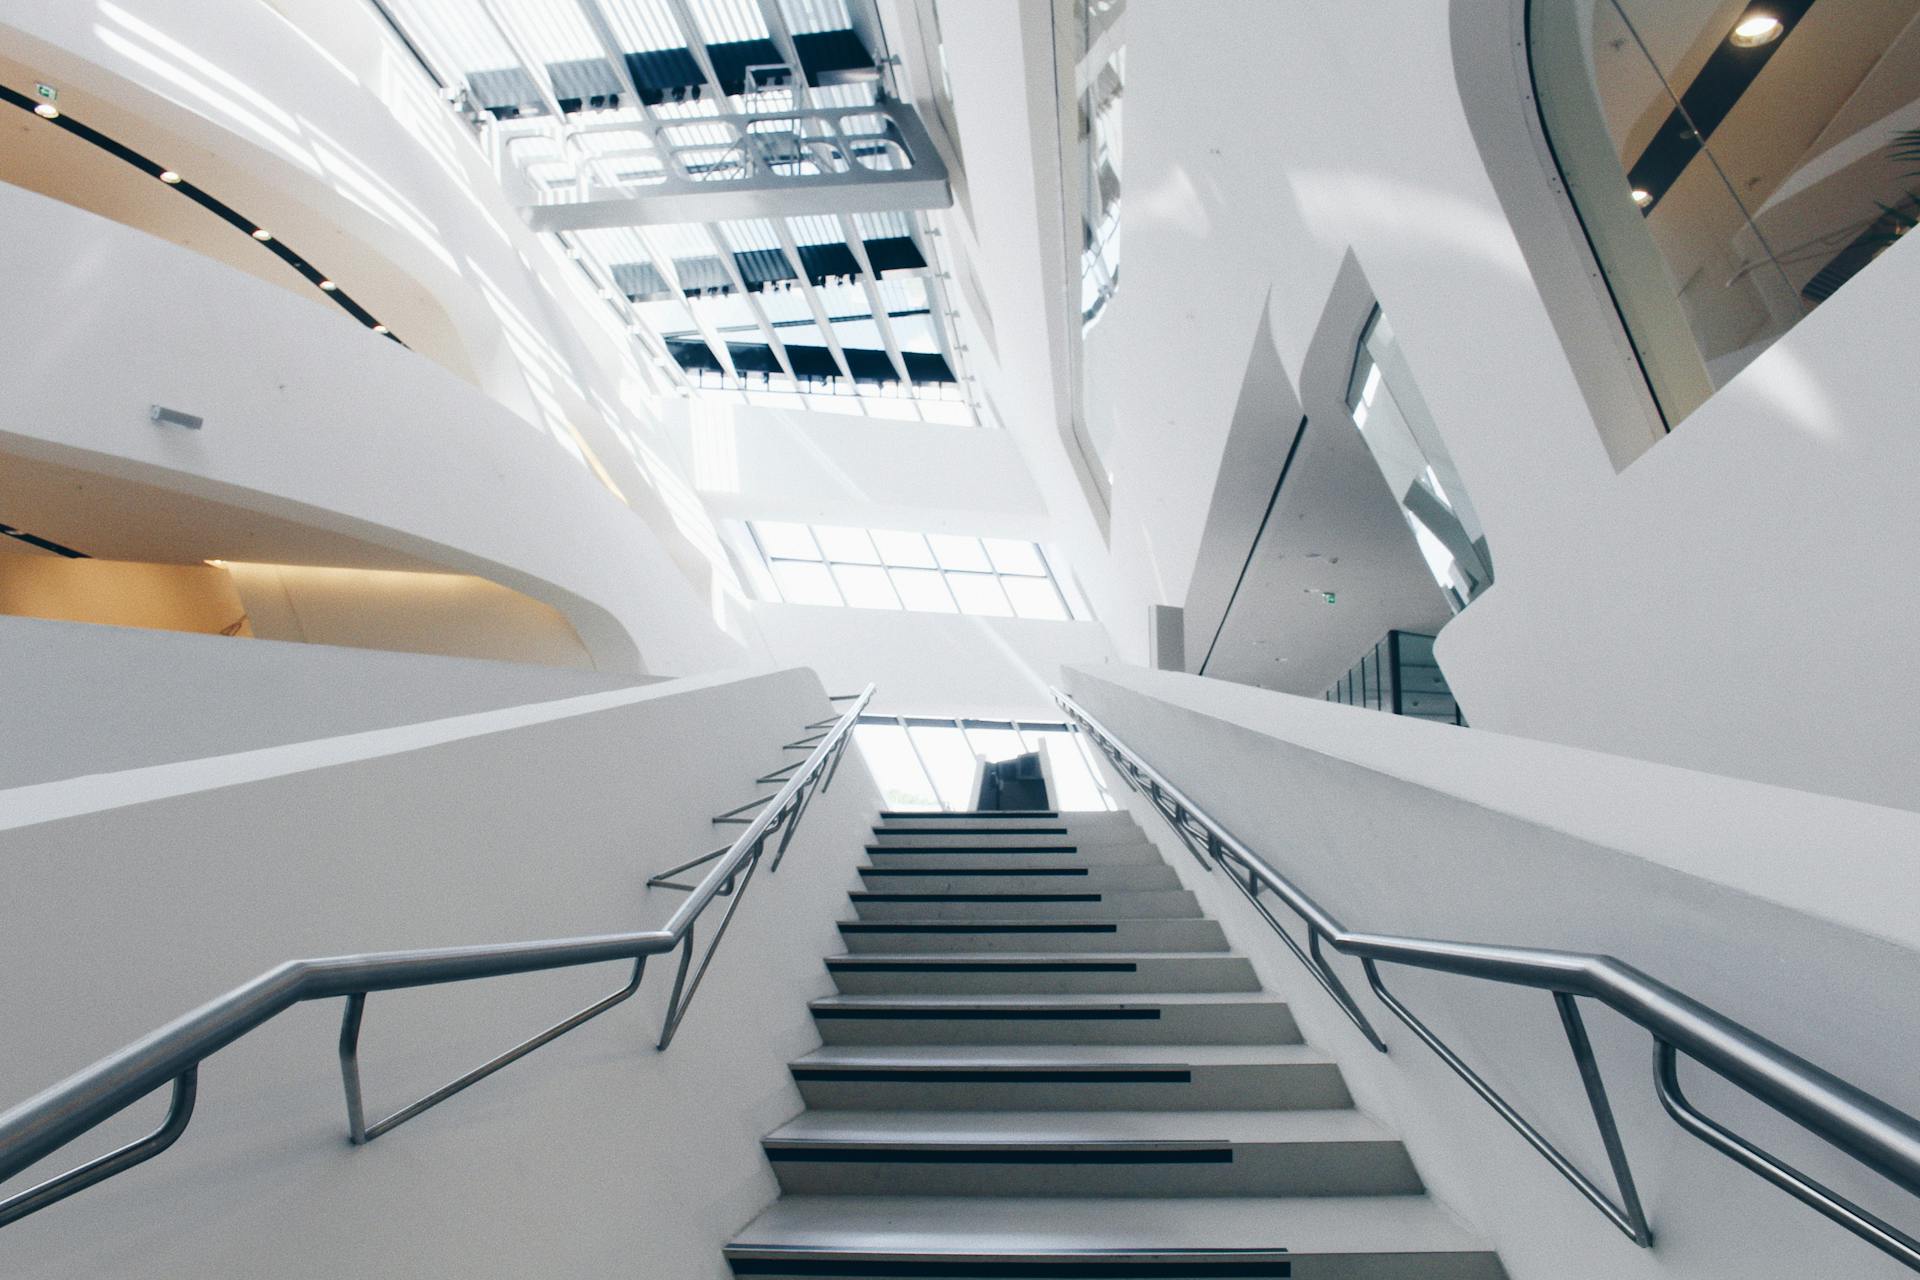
1530,0,1920,426
1324,631,1465,725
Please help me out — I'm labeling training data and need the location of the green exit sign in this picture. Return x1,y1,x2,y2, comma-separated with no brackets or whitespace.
34,83,56,102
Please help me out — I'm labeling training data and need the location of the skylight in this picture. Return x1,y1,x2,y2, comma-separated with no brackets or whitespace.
746,522,1077,620
372,0,976,424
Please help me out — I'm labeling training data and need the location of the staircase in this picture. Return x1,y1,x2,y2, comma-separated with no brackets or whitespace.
724,808,1506,1278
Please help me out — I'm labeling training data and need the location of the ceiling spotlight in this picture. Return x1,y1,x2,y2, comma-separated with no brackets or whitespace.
1730,13,1783,46
1631,188,1653,207
252,228,274,242
372,323,390,335
318,279,337,291
158,170,182,184
33,103,59,119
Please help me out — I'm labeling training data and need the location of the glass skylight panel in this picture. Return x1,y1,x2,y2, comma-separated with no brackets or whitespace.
831,563,900,609
983,537,1046,576
853,210,914,241
889,568,957,612
872,529,936,567
496,0,604,67
382,0,521,82
945,574,1013,617
752,520,820,559
812,525,880,563
926,534,991,573
749,522,1074,617
1002,576,1069,620
779,0,854,35
685,0,769,44
769,559,839,605
598,0,685,52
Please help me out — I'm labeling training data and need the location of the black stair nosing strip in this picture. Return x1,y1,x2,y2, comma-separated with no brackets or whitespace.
859,867,1092,877
850,893,1103,904
838,922,1120,934
867,845,1080,854
879,832,1075,840
791,1066,1192,1083
810,1011,1162,1023
763,1144,1234,1165
826,960,1138,973
729,1255,1290,1278
879,810,1060,819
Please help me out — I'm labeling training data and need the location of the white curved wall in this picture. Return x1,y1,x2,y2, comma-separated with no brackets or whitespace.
0,184,742,675
0,0,746,641
945,0,1920,810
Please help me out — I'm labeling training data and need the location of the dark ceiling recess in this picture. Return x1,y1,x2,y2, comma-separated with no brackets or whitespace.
0,83,402,344
1626,0,1818,213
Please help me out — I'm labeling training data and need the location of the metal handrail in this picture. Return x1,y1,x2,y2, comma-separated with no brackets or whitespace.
0,684,874,1228
1053,687,1920,1271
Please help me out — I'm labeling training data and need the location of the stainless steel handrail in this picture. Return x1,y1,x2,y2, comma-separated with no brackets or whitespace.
0,684,874,1228
1053,687,1920,1271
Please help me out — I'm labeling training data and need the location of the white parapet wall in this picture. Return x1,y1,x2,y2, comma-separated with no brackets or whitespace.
0,665,879,1278
1064,662,1920,1280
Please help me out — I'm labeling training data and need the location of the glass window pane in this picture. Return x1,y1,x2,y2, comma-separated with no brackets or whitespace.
982,538,1047,576
853,723,939,811
946,573,1013,616
962,724,1026,762
890,567,957,612
1035,731,1111,811
906,724,979,810
872,528,937,567
927,533,992,572
1002,576,1069,620
832,563,902,609
754,520,820,560
771,560,841,605
813,525,881,564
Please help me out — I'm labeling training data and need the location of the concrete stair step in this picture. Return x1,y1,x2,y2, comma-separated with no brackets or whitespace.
762,1109,1420,1199
837,917,1229,954
725,1194,1504,1278
849,890,1201,922
809,993,1301,1046
824,951,1259,995
789,1043,1351,1111
857,865,1181,893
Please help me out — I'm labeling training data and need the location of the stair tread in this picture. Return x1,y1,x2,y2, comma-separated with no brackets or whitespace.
824,951,1247,964
765,1108,1391,1146
813,992,1282,1009
791,1043,1335,1069
727,1194,1492,1257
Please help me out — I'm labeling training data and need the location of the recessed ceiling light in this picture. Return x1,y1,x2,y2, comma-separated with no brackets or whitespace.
252,228,273,242
158,170,181,184
372,324,390,334
1631,188,1653,207
1731,13,1783,46
33,103,59,119
318,279,337,291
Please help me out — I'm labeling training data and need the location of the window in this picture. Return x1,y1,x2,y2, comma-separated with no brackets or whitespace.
852,715,1118,812
747,522,1077,619
1530,0,1920,426
1076,4,1125,328
1346,308,1494,612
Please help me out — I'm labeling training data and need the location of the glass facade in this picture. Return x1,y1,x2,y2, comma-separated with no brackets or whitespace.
852,715,1117,812
1324,631,1465,725
1346,308,1494,613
